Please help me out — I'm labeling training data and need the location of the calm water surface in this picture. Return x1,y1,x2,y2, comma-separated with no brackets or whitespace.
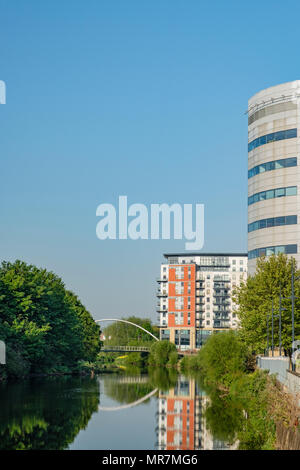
0,372,237,450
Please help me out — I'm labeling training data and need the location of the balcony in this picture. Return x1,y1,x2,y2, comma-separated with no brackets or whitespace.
196,281,205,288
196,291,205,297
213,323,230,329
196,305,205,312
213,307,230,314
157,291,168,297
213,291,230,297
156,277,168,283
156,306,168,313
213,300,230,308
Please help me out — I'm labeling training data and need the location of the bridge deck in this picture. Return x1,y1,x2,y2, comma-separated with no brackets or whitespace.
101,345,151,353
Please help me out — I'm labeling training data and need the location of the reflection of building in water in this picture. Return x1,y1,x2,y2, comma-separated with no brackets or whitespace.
156,376,236,450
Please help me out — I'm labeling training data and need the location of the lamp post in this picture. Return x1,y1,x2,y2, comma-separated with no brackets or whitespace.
290,261,300,370
281,260,299,370
268,299,280,357
266,314,270,357
271,300,274,357
278,286,287,357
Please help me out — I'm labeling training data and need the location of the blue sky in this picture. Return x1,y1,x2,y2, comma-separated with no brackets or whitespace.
1,0,299,320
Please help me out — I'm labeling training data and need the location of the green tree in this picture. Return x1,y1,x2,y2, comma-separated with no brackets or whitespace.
233,254,300,354
0,260,100,377
148,340,177,367
65,291,101,362
196,330,250,389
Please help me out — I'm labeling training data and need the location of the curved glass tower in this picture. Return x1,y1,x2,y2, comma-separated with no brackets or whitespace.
248,80,300,274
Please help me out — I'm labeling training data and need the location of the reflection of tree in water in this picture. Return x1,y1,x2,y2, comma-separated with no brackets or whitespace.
203,389,243,444
148,367,178,391
0,376,100,450
188,373,242,445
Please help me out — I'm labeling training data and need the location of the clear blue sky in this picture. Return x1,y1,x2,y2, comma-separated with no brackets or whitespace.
1,0,299,321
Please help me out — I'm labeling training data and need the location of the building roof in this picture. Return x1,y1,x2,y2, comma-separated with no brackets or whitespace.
163,252,248,258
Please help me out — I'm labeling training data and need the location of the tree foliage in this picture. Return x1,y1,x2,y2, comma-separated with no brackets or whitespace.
0,260,101,377
233,254,300,354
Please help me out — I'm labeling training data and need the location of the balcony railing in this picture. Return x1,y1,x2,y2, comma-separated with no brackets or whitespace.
157,291,168,297
213,291,230,296
213,307,230,313
156,307,168,313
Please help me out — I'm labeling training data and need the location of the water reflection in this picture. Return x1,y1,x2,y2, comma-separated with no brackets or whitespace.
156,375,237,450
0,376,100,450
0,372,239,450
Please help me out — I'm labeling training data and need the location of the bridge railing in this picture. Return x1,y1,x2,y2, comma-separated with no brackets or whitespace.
101,345,151,352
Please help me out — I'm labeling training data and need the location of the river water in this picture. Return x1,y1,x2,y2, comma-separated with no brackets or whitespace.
0,371,238,450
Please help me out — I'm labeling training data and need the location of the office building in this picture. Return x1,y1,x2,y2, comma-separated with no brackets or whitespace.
248,80,300,274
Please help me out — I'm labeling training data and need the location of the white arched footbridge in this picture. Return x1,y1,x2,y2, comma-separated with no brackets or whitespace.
95,318,159,342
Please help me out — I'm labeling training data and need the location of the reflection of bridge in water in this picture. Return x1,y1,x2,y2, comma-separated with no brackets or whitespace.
98,387,158,412
117,376,150,384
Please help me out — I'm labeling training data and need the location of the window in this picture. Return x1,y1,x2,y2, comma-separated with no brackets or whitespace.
275,188,285,198
286,186,297,196
248,128,297,152
248,186,297,205
248,215,297,232
248,244,297,260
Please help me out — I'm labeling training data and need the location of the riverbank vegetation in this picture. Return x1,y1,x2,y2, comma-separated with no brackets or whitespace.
148,340,178,367
0,260,101,380
181,329,299,449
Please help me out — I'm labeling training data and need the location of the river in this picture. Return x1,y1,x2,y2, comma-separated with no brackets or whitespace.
0,371,239,450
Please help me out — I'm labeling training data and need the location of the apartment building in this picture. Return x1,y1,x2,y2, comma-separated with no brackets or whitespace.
156,253,248,350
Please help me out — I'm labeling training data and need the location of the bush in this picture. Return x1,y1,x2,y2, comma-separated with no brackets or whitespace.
197,330,250,389
167,350,178,367
148,341,178,367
